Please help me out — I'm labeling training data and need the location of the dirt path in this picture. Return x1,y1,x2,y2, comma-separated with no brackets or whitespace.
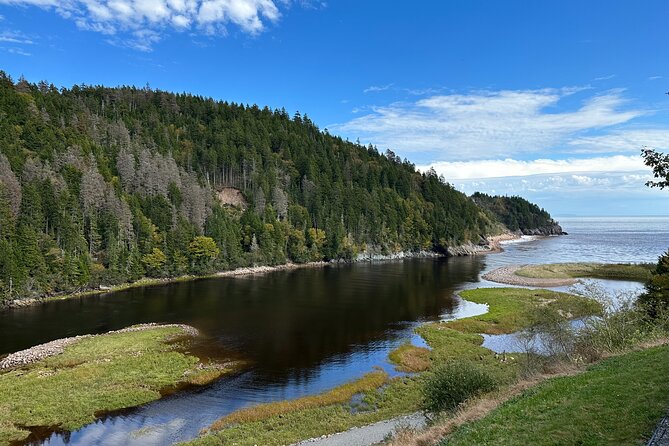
482,265,578,287
291,413,426,446
648,413,669,446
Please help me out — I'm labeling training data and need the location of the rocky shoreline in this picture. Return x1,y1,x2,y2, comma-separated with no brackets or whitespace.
0,323,199,370
447,232,523,256
520,222,567,236
482,265,578,287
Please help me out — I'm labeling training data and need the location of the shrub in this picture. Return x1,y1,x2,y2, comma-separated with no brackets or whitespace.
422,361,497,414
638,250,669,318
575,284,651,359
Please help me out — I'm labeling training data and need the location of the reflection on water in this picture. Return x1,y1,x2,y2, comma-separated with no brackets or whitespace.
8,216,668,445
482,279,647,354
13,257,486,445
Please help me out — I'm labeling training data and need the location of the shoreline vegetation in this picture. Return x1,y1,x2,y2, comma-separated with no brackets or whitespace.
0,324,241,445
181,287,601,446
0,76,563,314
2,232,522,310
437,344,669,446
0,256,653,446
483,262,654,287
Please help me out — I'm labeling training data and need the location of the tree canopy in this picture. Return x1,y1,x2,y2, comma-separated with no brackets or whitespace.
0,73,555,302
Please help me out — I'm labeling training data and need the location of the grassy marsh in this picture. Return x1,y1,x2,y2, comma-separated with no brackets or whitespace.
188,287,602,445
0,325,234,445
515,262,654,282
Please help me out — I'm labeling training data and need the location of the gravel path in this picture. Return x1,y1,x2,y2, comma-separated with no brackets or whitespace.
648,413,669,446
0,323,199,370
482,265,578,287
291,413,426,446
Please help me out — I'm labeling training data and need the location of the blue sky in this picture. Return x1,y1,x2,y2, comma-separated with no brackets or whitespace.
1,0,668,216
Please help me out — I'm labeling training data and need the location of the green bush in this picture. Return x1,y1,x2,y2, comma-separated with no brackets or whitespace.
422,361,497,414
638,250,669,318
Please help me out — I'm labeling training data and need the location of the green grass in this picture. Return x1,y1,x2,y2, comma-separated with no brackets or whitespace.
185,375,424,446
446,288,602,335
388,343,431,372
0,326,233,445
441,344,669,446
187,287,603,445
515,263,654,282
209,371,389,429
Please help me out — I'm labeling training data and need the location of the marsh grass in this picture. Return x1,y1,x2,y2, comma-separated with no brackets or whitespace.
445,288,602,335
209,371,389,429
388,344,431,373
0,326,231,444
515,262,654,282
188,287,603,446
188,375,424,446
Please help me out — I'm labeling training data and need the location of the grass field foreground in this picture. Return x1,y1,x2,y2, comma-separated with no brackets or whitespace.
441,344,669,446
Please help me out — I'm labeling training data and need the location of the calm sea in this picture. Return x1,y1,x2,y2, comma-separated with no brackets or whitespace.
486,216,669,270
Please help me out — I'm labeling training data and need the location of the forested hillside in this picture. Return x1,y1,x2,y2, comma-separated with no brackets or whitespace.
471,193,563,234
0,73,550,302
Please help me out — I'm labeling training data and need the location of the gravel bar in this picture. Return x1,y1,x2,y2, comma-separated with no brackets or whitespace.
482,265,578,287
0,323,199,370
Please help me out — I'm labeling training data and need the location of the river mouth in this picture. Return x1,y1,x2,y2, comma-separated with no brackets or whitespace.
8,256,487,446
7,216,669,446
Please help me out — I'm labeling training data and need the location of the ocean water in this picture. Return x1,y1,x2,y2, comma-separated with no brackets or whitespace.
485,216,669,271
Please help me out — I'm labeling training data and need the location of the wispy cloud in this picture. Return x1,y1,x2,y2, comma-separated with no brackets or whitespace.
403,86,445,96
568,129,669,153
0,30,34,44
649,76,663,81
593,74,616,81
0,30,35,56
332,87,645,160
418,155,647,180
0,0,290,51
363,83,394,93
450,169,669,216
5,47,32,55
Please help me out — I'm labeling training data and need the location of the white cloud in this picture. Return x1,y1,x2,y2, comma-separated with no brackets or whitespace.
363,83,393,93
418,155,647,180
568,129,669,153
0,0,285,50
332,88,646,160
0,30,35,55
6,47,32,55
593,74,615,81
649,76,663,81
0,30,34,44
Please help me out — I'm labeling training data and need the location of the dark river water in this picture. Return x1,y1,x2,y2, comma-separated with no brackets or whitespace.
1,217,667,446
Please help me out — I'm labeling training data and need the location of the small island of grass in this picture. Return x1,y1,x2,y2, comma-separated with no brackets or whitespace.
515,262,654,282
484,262,654,287
0,324,238,445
